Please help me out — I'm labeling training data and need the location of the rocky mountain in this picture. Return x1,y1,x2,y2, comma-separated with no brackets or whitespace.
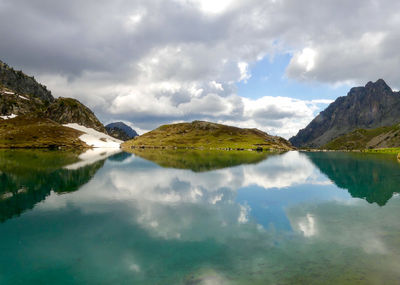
290,79,400,148
0,59,108,141
0,60,54,102
105,122,138,141
46,97,106,133
122,120,293,151
0,88,48,116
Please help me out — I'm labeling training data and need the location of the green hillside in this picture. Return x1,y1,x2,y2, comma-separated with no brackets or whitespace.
324,124,400,150
122,120,293,151
0,116,88,149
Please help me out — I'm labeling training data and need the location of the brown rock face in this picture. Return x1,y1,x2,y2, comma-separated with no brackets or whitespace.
45,97,107,133
0,91,47,116
0,60,54,102
290,79,400,147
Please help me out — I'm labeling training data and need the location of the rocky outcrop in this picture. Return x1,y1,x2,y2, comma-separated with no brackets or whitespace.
45,97,107,133
290,79,400,148
0,90,47,116
105,122,138,141
0,60,54,102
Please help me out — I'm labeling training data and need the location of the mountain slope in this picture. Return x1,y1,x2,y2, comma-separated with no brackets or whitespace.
0,116,88,149
0,60,113,148
0,60,54,102
324,124,400,150
106,122,138,141
0,88,48,116
122,120,293,151
290,79,400,148
46,97,106,133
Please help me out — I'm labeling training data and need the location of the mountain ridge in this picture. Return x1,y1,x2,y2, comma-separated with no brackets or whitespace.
290,79,400,148
0,59,108,139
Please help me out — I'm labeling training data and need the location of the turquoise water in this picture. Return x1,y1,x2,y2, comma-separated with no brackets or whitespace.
1,150,400,284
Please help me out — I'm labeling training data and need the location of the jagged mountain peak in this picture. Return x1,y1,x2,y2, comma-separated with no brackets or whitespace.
365,79,391,91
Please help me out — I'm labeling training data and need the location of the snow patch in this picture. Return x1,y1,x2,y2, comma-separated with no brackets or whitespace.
64,148,121,170
0,114,17,120
3,91,15,95
63,123,122,148
19,95,29,100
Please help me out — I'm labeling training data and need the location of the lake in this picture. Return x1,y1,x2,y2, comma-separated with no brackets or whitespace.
1,149,400,284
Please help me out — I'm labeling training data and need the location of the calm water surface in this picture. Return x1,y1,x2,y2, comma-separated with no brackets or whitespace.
1,150,400,284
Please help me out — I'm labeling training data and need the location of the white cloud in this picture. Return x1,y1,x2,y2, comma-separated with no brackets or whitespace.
37,151,331,240
2,0,400,135
192,0,235,14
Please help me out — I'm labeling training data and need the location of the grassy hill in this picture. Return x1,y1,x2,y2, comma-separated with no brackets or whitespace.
323,124,400,150
122,120,293,151
0,116,88,149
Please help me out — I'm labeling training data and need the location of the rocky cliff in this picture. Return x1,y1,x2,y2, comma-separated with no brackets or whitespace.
46,97,106,133
290,79,400,148
0,60,54,102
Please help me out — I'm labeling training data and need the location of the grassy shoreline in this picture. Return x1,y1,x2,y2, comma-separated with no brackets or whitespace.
300,147,400,157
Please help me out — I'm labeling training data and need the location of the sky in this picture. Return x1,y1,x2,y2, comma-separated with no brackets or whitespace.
1,0,399,138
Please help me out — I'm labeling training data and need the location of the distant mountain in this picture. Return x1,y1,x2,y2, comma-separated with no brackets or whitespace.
105,122,138,141
122,120,293,151
290,79,400,148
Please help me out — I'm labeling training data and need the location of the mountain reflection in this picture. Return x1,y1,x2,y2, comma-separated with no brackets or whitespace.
2,151,400,283
129,149,273,172
0,150,111,222
305,152,400,206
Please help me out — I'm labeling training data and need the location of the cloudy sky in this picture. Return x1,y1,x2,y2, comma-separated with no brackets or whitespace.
1,0,399,137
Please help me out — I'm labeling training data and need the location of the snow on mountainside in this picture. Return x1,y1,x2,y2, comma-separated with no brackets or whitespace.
0,114,17,120
64,123,122,148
